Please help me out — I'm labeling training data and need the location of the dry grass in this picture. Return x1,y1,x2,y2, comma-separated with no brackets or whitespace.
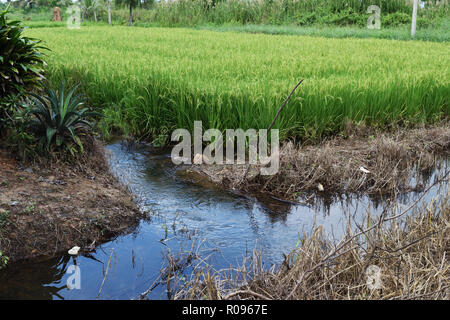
195,124,450,201
160,178,449,300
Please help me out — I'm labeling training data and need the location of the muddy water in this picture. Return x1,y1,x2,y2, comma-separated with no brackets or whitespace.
0,142,447,299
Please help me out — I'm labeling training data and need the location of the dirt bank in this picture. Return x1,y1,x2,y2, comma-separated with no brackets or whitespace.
0,140,142,263
190,124,450,202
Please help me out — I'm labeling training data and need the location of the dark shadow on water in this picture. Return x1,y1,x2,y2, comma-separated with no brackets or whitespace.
0,255,72,300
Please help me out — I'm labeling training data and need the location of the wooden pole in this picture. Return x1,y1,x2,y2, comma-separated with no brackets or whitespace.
411,0,418,37
107,0,111,25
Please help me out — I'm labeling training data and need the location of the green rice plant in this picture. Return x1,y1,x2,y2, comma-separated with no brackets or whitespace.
193,22,450,42
25,26,449,143
26,82,98,153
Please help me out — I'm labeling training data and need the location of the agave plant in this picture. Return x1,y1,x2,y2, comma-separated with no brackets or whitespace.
26,82,99,153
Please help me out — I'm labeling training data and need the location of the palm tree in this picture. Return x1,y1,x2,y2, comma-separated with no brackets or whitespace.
25,0,36,9
115,0,138,26
80,0,103,22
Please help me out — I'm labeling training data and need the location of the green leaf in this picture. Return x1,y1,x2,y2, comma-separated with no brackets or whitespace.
46,127,57,147
56,135,63,147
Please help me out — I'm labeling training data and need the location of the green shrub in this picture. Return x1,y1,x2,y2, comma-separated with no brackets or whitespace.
0,250,8,270
25,82,99,155
383,12,411,27
3,97,38,160
0,94,17,132
322,8,367,27
1,82,99,160
107,0,447,28
0,5,47,100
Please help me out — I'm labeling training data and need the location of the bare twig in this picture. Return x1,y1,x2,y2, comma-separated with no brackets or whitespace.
267,79,304,132
97,249,114,299
223,290,271,300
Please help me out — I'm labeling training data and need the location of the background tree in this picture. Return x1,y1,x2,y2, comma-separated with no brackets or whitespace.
36,0,59,7
140,0,154,9
115,0,138,26
56,0,73,7
25,0,35,9
80,0,103,22
106,0,110,24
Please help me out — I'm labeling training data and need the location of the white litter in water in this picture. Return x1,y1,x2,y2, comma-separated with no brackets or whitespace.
193,153,202,165
360,166,370,174
68,246,81,255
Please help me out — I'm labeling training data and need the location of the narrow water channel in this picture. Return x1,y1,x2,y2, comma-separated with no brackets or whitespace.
0,142,447,299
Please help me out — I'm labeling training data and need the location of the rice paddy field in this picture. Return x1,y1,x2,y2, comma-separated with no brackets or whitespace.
26,26,449,142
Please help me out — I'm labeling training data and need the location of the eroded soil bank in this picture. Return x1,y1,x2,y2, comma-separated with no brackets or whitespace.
0,124,448,266
191,124,450,202
0,140,142,263
0,128,447,299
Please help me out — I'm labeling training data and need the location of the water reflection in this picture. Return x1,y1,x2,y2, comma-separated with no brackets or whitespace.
0,256,71,299
0,141,447,299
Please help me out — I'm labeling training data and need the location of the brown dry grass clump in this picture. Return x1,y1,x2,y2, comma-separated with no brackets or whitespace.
170,188,449,300
194,124,450,201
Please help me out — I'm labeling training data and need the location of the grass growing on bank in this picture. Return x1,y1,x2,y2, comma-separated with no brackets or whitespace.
192,21,450,42
25,26,449,142
20,19,450,42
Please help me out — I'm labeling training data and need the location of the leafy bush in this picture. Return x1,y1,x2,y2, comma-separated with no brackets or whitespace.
2,98,38,160
383,12,411,27
0,94,17,132
0,5,47,100
0,250,8,270
322,8,367,27
25,82,99,155
108,0,448,27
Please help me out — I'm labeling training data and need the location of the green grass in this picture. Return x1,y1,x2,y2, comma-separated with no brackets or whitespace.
25,26,449,142
22,21,108,28
21,19,450,43
192,22,450,42
5,7,52,22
